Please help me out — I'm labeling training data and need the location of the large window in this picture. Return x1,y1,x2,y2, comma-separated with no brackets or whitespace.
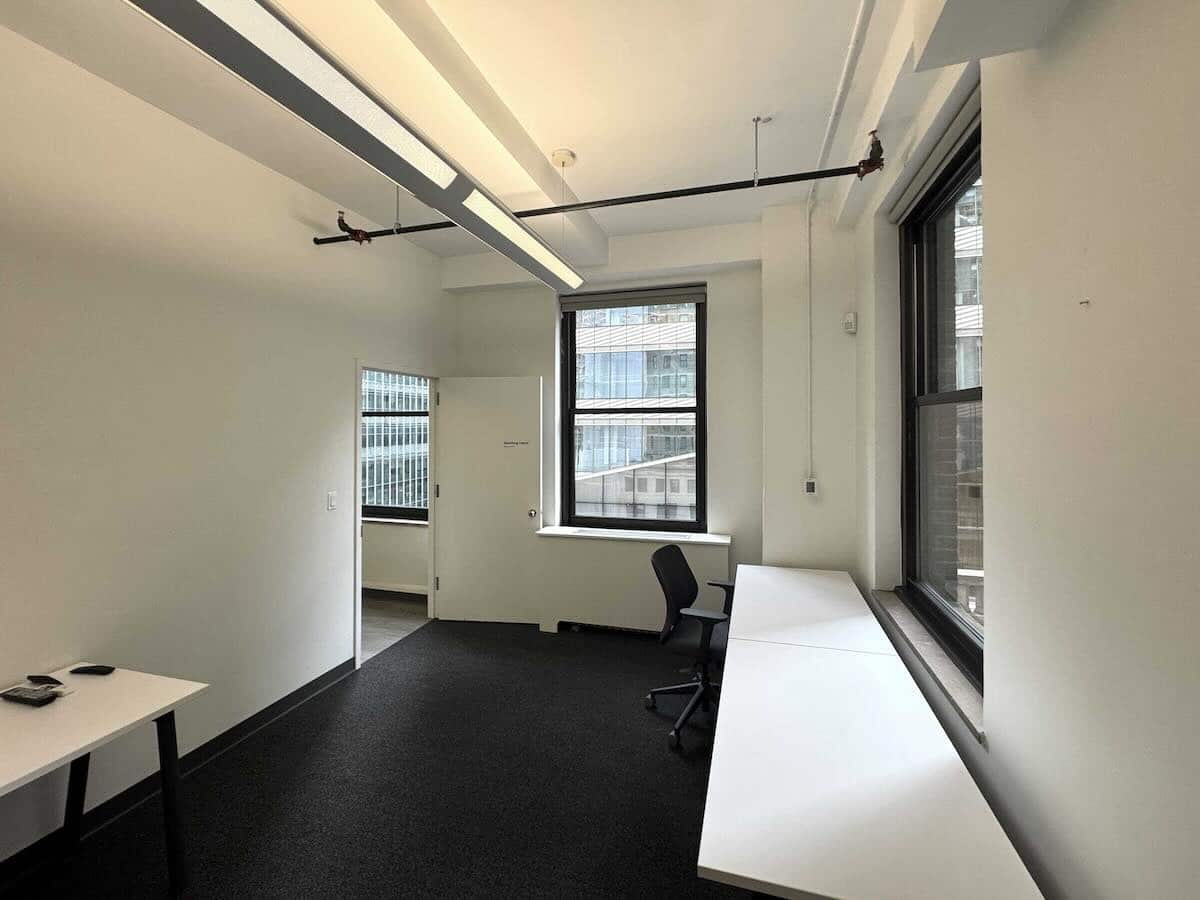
560,287,706,532
901,129,984,685
361,370,429,521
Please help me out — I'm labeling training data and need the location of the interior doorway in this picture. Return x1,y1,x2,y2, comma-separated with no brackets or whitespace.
356,365,434,664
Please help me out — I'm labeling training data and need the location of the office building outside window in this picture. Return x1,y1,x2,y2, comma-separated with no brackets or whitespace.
560,286,706,532
361,370,429,521
901,128,984,685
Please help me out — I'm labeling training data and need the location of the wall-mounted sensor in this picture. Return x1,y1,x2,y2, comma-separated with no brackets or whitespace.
842,312,858,334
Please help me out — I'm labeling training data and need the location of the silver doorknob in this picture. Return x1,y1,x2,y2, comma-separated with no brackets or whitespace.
527,508,539,518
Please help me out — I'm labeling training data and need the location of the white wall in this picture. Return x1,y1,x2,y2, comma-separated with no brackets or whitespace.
443,267,755,632
452,283,561,528
842,1,1200,895
451,266,764,570
533,537,730,633
853,212,902,592
0,27,451,860
978,1,1200,895
362,523,428,594
761,205,860,570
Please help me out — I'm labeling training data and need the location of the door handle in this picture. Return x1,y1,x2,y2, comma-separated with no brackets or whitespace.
527,509,539,518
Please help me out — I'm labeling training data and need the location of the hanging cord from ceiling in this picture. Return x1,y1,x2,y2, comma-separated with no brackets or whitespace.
550,148,577,257
752,115,773,186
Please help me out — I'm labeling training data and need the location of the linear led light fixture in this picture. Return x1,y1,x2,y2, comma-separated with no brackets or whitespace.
462,191,582,290
126,0,584,292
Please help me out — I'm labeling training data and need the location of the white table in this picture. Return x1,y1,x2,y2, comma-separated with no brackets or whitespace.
699,566,1041,899
0,662,207,895
726,565,897,656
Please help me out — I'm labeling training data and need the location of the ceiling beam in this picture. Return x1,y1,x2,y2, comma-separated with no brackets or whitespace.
374,0,610,266
912,0,1073,71
442,221,761,293
127,0,583,291
833,1,921,227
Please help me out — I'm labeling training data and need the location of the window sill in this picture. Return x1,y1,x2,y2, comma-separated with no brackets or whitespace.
536,526,731,547
868,590,984,739
362,518,428,527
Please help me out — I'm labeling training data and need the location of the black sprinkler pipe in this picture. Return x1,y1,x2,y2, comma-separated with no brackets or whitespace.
312,161,871,246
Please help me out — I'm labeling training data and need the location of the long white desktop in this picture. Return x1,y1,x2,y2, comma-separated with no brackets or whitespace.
698,565,1040,899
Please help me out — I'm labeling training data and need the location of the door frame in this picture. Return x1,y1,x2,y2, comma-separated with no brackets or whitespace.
353,359,438,668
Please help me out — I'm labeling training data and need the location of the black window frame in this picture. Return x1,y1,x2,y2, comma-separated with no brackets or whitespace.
559,290,707,533
899,127,984,687
361,373,430,523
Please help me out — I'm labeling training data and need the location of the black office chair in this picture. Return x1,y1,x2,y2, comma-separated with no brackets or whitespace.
643,544,735,750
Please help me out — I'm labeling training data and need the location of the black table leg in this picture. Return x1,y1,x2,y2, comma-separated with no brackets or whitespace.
63,753,90,848
155,711,186,897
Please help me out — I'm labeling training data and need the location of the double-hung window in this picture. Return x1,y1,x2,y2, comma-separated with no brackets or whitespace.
900,128,985,685
560,286,707,532
361,369,430,521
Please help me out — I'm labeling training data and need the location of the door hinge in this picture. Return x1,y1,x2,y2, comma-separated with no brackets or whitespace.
435,483,440,498
435,576,440,590
435,391,440,406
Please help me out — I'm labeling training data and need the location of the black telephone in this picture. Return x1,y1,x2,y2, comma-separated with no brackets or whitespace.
2,686,58,707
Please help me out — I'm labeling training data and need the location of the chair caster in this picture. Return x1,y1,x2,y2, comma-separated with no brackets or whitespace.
667,730,681,751
644,693,656,710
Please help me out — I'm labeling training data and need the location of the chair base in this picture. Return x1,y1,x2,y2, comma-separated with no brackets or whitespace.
644,664,720,751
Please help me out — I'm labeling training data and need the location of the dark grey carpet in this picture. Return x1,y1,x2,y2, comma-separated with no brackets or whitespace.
6,621,749,899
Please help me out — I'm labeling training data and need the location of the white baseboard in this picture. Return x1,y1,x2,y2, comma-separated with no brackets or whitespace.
363,581,428,595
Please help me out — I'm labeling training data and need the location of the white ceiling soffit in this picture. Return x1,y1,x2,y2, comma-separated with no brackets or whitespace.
0,0,596,266
912,0,1073,72
831,0,943,226
442,221,763,294
371,0,608,265
0,0,435,243
425,0,878,236
123,0,581,291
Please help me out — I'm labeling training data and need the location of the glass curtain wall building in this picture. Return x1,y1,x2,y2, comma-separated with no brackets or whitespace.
361,370,429,520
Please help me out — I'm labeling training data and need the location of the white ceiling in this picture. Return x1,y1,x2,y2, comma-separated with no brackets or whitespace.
1,0,911,261
427,0,896,235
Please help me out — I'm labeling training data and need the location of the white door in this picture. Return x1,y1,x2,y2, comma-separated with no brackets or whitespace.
434,376,542,624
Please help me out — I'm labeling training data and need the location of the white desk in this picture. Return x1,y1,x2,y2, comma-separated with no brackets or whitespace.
726,565,896,657
699,566,1041,899
0,662,207,895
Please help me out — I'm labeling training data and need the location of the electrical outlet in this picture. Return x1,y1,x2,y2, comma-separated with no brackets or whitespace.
804,479,819,497
326,490,337,511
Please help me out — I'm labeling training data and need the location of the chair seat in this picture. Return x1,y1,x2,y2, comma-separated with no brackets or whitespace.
665,614,728,666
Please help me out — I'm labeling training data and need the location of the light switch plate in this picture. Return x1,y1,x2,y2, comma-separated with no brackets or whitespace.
326,491,337,511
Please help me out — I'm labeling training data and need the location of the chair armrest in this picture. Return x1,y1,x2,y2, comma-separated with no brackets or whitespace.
707,580,736,615
680,606,729,624
680,607,727,657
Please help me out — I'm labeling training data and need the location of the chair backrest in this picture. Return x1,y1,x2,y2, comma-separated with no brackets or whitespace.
650,544,698,642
